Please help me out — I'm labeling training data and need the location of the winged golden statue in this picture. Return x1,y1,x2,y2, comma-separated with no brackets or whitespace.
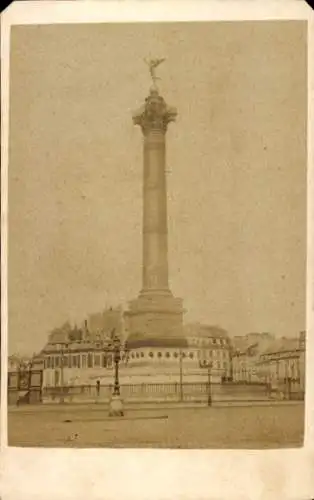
144,57,166,87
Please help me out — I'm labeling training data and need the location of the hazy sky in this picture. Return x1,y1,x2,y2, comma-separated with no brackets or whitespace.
8,21,307,355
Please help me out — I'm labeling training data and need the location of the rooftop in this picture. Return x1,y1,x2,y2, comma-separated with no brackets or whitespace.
183,323,229,339
262,337,300,355
42,339,113,353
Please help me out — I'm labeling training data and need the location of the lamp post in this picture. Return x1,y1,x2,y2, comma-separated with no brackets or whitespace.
284,361,290,400
59,342,68,404
296,358,301,399
286,376,292,401
113,334,121,396
179,349,184,402
17,359,32,405
108,331,128,417
27,359,34,403
200,360,213,407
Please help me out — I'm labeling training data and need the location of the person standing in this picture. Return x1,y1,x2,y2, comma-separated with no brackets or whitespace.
96,379,100,403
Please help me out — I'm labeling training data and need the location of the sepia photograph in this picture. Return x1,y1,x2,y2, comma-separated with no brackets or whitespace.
5,18,308,451
2,1,314,499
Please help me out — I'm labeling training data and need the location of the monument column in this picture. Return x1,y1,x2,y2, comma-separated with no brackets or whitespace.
133,87,177,296
125,59,184,342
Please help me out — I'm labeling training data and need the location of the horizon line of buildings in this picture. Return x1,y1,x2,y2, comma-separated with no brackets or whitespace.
8,305,306,394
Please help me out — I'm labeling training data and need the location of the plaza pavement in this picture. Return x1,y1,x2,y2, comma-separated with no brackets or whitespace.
8,401,304,449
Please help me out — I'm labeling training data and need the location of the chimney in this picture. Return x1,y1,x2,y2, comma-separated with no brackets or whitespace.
299,330,305,349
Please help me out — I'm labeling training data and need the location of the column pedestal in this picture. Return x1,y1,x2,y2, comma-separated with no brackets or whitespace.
125,292,184,341
108,394,124,417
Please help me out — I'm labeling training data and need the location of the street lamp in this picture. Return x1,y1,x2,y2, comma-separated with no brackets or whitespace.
27,359,33,401
179,349,184,402
16,359,33,405
199,360,213,407
112,334,121,397
59,342,68,404
108,331,128,417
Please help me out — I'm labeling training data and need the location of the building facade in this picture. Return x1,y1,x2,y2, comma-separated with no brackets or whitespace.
42,340,117,387
184,323,232,379
41,307,124,387
257,332,305,398
231,332,275,382
41,319,232,387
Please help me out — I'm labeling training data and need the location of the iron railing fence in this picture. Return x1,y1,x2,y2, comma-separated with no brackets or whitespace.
8,377,305,404
39,381,304,402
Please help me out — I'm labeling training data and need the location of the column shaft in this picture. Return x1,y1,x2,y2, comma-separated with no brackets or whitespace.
142,130,169,293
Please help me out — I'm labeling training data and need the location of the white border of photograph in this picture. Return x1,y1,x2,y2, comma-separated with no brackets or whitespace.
1,2,314,499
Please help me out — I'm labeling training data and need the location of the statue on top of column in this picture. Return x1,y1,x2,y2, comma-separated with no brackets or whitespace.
144,57,166,89
133,57,177,134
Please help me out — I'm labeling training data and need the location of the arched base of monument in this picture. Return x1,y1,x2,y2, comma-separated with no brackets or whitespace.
108,394,124,417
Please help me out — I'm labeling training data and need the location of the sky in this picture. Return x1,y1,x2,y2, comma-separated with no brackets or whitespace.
8,21,307,355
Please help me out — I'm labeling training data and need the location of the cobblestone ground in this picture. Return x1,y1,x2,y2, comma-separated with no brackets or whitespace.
8,402,304,449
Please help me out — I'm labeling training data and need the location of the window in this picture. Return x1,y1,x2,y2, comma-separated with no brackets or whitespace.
189,352,194,359
68,355,72,368
63,356,69,367
149,352,154,358
157,352,162,358
73,356,77,368
141,352,144,358
136,352,140,358
212,338,217,344
82,355,87,368
94,355,100,367
165,352,170,358
107,354,113,368
51,357,55,369
173,352,178,358
47,357,51,369
88,353,93,368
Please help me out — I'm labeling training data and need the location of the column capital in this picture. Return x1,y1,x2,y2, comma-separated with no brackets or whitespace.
132,88,177,135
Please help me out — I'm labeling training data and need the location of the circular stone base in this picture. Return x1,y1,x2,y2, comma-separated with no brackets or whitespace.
109,394,124,417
